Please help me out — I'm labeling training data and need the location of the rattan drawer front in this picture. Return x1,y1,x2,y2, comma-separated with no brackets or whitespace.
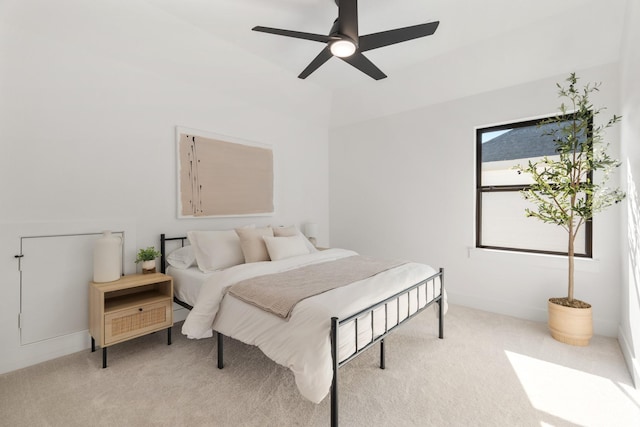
104,300,172,345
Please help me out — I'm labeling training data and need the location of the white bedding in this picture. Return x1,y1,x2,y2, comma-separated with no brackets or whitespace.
167,265,213,307
180,248,446,404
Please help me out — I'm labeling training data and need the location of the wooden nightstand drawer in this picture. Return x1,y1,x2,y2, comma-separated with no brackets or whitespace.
105,299,172,345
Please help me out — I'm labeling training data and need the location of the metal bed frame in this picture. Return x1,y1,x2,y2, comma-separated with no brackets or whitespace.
160,234,444,427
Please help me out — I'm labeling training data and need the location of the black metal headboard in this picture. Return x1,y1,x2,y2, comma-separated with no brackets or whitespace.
159,234,188,274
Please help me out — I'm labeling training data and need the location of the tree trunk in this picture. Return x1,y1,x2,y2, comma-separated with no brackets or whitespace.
567,221,574,302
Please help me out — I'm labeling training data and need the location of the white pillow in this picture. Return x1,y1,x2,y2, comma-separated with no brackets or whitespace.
272,225,298,237
263,235,310,261
166,245,196,270
235,226,274,263
187,230,245,272
273,225,318,253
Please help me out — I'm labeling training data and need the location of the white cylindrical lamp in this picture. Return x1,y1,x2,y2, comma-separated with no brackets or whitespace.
93,231,122,282
305,223,319,247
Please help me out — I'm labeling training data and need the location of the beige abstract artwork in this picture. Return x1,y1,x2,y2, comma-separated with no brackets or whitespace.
177,128,274,217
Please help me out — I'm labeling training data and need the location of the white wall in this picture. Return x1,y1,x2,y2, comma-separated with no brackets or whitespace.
0,0,331,373
619,0,640,386
329,63,623,337
329,0,627,128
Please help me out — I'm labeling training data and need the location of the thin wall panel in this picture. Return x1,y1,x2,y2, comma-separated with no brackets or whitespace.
19,233,122,345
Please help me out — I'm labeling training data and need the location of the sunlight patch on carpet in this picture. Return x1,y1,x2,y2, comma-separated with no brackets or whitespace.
505,350,640,426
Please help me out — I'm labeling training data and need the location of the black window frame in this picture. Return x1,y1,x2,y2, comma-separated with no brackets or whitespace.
475,116,593,258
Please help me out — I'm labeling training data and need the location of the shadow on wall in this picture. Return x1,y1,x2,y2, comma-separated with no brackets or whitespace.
627,163,640,307
625,161,640,386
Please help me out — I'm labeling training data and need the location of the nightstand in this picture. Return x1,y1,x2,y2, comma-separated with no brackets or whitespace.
89,273,173,368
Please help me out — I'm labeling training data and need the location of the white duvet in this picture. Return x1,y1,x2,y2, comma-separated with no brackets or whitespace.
181,248,446,403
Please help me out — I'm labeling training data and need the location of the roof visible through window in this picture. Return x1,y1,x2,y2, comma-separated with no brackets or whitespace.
481,122,561,162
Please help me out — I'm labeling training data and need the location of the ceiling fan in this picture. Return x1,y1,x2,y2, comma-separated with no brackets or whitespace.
252,0,439,80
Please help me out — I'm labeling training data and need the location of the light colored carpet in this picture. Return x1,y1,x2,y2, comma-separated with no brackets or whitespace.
1,304,638,427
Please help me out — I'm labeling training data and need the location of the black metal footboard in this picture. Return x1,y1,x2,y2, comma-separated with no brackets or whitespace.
330,268,444,427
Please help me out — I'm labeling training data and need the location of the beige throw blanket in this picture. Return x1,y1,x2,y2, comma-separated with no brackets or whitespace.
227,255,407,320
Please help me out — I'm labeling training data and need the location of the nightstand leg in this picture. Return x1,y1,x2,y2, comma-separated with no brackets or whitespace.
91,337,95,353
217,332,224,369
102,347,107,369
167,327,172,345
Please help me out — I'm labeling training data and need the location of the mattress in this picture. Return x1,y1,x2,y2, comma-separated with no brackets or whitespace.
166,265,214,307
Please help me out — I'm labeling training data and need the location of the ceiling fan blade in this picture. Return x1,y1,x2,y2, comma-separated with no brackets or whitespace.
298,46,333,79
359,21,439,52
338,0,358,42
252,26,332,43
340,51,387,80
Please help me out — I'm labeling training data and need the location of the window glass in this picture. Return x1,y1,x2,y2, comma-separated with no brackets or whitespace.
479,191,585,253
476,117,591,257
480,122,561,186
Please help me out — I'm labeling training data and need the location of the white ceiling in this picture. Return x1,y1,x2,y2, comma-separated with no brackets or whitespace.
0,0,629,131
145,0,629,94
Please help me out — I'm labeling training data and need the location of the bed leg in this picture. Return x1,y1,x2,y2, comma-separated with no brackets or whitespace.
438,302,444,339
438,268,444,339
380,339,386,370
331,317,339,427
217,332,224,369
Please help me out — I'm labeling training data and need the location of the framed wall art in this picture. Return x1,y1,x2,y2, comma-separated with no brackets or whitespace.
176,127,274,218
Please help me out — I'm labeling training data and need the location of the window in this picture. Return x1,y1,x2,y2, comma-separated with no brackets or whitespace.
475,117,592,257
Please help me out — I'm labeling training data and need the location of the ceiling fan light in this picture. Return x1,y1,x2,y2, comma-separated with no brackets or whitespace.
330,39,356,57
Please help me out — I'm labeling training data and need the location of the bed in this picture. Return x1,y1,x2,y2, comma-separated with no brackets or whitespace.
160,228,445,426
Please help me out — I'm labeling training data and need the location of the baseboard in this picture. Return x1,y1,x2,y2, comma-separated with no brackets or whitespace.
446,290,548,324
447,291,618,337
618,325,639,389
173,306,188,323
0,330,90,375
1,309,189,375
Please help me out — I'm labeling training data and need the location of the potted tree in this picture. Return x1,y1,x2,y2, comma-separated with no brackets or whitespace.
135,246,162,274
515,73,625,346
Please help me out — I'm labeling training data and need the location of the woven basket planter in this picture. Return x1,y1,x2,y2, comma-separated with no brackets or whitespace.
548,299,593,346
